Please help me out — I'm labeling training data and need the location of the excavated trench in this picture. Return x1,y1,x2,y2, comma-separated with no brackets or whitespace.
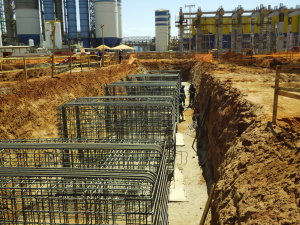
0,59,299,224
191,62,300,224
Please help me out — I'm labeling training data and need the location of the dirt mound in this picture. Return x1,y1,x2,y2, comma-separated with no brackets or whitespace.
220,51,257,67
0,63,141,139
220,51,292,69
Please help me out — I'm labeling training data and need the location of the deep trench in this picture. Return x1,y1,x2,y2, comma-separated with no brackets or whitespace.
1,60,299,224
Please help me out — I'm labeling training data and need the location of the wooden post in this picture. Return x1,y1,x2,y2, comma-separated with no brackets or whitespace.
23,58,27,83
52,24,56,78
101,24,104,68
0,59,2,71
272,66,280,124
70,41,73,75
80,54,82,72
88,55,90,70
199,184,215,225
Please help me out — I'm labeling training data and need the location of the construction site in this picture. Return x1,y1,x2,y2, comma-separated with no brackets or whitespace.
0,2,300,225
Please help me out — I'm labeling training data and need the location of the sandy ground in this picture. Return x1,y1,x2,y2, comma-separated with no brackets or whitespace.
168,82,208,225
0,55,299,224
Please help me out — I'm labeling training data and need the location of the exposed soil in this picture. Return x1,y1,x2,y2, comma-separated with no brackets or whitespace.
0,53,299,224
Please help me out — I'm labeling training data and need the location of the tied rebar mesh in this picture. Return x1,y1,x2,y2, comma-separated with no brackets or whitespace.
105,81,180,123
105,81,180,99
56,99,176,171
0,167,168,225
0,142,164,171
0,142,169,225
126,73,181,87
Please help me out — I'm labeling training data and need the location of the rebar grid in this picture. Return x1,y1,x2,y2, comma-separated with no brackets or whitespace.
0,143,164,173
105,81,180,99
148,70,182,75
56,101,176,164
0,165,169,225
126,74,181,86
73,96,179,125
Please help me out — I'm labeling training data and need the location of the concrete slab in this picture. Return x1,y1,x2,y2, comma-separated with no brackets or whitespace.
169,167,188,202
176,133,185,146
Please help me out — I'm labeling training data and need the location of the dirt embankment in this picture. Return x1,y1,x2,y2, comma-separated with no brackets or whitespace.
220,51,295,69
191,61,300,224
0,63,142,139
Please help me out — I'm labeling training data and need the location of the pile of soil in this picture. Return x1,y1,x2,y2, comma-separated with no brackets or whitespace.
220,51,292,69
0,63,142,139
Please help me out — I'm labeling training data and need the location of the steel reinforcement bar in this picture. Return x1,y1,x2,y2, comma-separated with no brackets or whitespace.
0,165,169,225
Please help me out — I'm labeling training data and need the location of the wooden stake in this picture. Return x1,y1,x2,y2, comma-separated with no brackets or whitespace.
272,66,280,124
80,54,82,72
23,57,27,83
199,183,215,225
70,42,73,75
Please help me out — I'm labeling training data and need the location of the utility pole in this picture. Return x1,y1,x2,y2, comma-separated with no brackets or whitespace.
186,4,195,52
185,4,195,52
100,24,104,67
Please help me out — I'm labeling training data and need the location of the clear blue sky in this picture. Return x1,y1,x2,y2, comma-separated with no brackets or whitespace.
122,0,300,37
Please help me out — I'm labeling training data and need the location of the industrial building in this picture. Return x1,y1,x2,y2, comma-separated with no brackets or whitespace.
0,0,123,48
176,3,300,54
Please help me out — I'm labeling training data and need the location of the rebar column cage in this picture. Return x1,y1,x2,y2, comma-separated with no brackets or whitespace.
56,99,176,170
0,166,168,225
105,81,179,98
0,142,165,175
74,95,179,125
105,81,180,123
148,70,182,75
126,73,181,87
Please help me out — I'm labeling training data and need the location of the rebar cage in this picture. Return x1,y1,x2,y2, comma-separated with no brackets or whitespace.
105,81,180,124
74,95,179,126
56,99,176,166
105,81,180,99
0,167,168,225
0,142,164,173
126,73,181,87
0,141,169,225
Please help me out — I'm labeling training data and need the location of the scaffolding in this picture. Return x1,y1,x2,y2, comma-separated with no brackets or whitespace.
0,141,169,225
56,98,176,170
